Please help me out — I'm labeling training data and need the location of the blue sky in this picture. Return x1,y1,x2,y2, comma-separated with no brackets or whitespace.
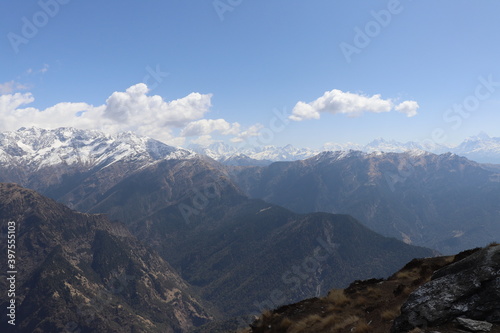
2,0,500,149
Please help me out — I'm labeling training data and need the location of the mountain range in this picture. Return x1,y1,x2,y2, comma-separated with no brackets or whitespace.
2,127,499,255
2,127,499,254
230,150,500,254
2,127,500,168
0,126,193,172
189,131,500,165
1,127,499,331
0,127,441,329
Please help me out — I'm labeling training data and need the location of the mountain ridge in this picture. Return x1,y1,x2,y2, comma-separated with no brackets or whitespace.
244,244,500,333
2,127,500,168
189,133,500,164
0,126,194,172
230,150,500,254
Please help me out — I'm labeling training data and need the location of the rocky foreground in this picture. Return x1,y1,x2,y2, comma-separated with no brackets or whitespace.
244,243,500,333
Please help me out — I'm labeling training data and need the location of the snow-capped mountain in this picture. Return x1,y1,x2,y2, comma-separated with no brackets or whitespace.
190,139,441,165
452,132,500,164
190,134,500,165
0,127,194,171
2,127,499,171
323,138,451,155
364,138,422,153
321,141,363,152
188,143,320,164
188,142,238,160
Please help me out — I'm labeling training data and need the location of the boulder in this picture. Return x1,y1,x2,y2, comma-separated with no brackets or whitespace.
391,245,500,332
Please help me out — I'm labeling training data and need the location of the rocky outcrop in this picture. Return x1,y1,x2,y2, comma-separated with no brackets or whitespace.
392,244,500,332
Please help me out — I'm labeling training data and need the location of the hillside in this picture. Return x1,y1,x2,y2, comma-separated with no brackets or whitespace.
0,183,212,333
231,151,500,254
65,156,436,318
244,244,500,333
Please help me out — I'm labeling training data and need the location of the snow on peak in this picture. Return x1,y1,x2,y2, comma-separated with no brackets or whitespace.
189,142,319,162
187,132,500,165
0,127,194,171
466,131,491,142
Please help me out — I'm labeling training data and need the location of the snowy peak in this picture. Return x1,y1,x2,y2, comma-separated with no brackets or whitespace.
0,127,194,171
201,132,500,165
248,145,318,161
306,150,356,164
189,142,319,163
452,134,500,163
321,142,362,152
365,138,407,152
3,128,499,169
467,131,491,141
188,142,237,160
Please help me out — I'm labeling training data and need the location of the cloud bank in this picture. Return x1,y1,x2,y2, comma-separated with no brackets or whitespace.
289,89,419,121
0,84,420,147
0,83,220,145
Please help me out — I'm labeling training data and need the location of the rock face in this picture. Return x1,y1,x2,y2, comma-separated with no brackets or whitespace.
392,245,500,332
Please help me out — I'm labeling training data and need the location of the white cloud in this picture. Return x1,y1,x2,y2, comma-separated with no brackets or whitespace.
0,92,34,110
289,102,320,121
290,89,419,121
395,100,419,117
0,83,215,145
0,92,102,133
103,83,212,128
180,119,240,137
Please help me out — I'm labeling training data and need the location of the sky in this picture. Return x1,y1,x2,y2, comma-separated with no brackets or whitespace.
2,0,500,149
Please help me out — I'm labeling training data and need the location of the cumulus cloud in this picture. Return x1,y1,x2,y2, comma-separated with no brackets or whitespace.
103,83,212,128
289,89,419,121
0,83,216,145
180,118,240,137
0,92,104,133
0,92,34,111
395,100,419,117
